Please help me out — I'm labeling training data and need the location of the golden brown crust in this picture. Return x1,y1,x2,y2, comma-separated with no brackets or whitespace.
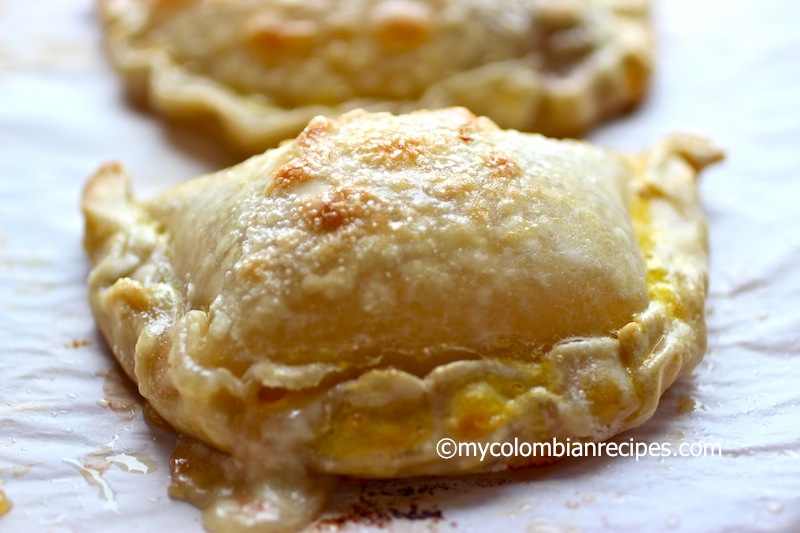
83,108,721,531
100,0,653,152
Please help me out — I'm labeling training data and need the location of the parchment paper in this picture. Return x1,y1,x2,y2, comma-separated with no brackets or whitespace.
2,1,800,531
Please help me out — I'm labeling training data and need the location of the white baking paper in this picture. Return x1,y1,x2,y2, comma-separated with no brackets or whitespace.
2,1,800,531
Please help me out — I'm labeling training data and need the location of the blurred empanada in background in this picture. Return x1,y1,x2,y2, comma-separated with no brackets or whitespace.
82,108,721,532
100,0,652,153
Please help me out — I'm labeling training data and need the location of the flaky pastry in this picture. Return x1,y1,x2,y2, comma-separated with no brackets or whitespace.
83,108,721,532
100,0,652,152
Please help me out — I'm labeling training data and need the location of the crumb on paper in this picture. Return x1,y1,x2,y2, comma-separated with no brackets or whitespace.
66,339,91,349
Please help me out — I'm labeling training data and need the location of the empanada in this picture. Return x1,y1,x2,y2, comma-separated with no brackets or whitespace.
100,0,652,152
83,108,721,532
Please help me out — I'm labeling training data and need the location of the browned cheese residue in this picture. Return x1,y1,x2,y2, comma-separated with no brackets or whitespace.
168,435,235,509
98,366,142,420
315,479,449,531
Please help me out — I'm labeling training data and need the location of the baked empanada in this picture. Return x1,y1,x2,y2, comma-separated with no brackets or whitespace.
83,108,720,532
100,0,652,152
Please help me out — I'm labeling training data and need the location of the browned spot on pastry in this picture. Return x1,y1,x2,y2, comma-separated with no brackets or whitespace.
237,255,271,282
273,158,314,190
295,116,335,149
361,135,426,167
245,13,317,63
302,188,367,232
371,1,432,51
149,0,196,20
485,151,522,179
